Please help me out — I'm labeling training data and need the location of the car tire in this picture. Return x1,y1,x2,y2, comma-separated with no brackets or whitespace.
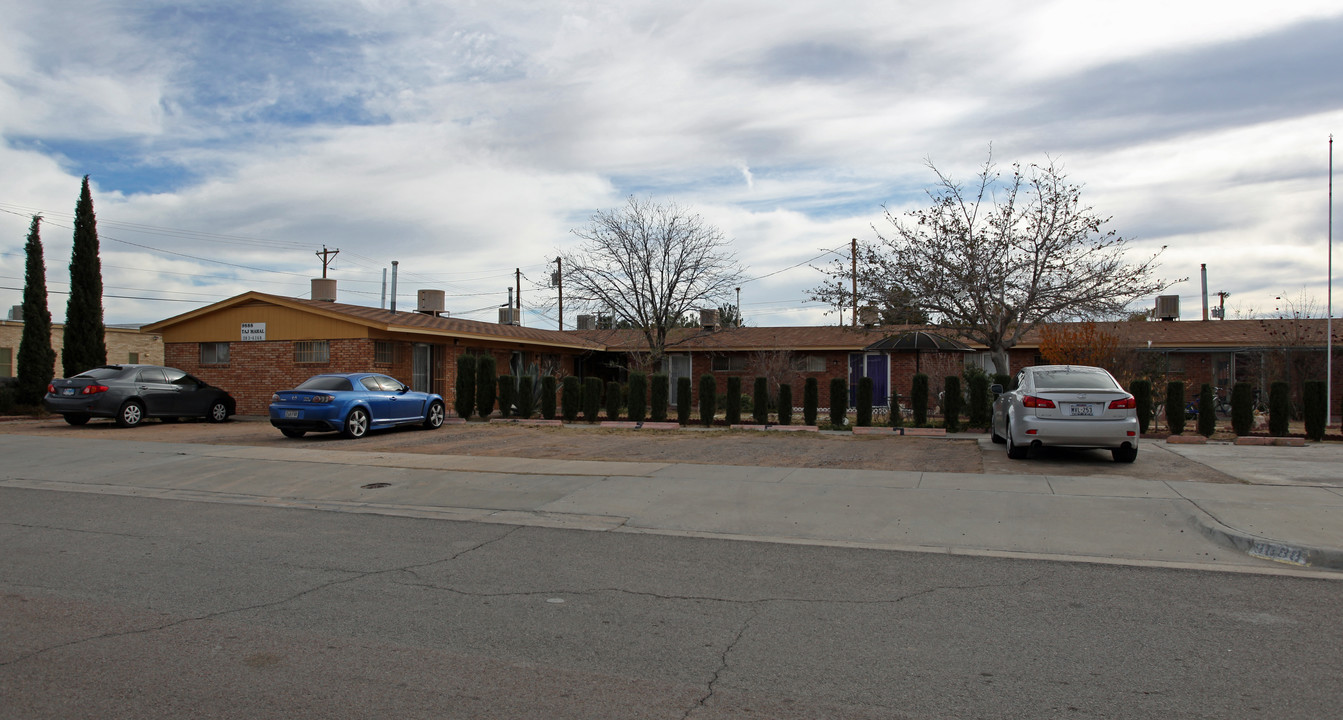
63,413,90,426
207,400,230,423
1005,419,1028,460
115,400,145,428
343,408,370,439
423,400,445,429
1112,445,1138,463
280,428,307,439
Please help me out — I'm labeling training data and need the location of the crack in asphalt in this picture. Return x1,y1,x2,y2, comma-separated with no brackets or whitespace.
0,525,523,668
684,608,757,719
0,520,149,540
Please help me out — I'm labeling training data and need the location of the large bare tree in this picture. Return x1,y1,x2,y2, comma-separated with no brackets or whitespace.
811,153,1171,373
564,196,744,366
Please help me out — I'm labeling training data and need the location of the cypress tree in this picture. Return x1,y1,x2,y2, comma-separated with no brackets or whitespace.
475,354,497,418
724,376,742,425
627,372,647,423
676,377,692,425
1269,381,1290,437
699,374,717,426
1197,383,1216,438
516,376,536,419
497,375,514,418
561,376,581,422
63,176,106,377
650,373,668,422
856,377,873,427
911,374,929,427
1302,380,1326,441
541,375,558,420
605,380,622,420
1165,380,1186,435
803,377,818,426
16,216,56,405
753,377,769,424
583,377,603,422
943,376,962,433
829,377,847,427
777,384,793,426
454,354,477,419
1230,382,1254,436
1131,379,1153,433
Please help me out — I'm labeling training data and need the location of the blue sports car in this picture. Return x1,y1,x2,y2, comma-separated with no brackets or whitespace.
269,373,446,439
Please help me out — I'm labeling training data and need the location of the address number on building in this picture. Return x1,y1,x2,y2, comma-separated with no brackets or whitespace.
241,322,267,341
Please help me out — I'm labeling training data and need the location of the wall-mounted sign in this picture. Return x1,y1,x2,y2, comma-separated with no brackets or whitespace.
241,322,266,341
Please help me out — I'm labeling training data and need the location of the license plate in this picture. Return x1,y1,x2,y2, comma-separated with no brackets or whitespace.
62,388,75,396
284,410,300,419
1069,404,1094,416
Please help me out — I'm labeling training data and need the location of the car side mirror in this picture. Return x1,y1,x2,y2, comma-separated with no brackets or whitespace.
990,384,1004,394
398,385,409,394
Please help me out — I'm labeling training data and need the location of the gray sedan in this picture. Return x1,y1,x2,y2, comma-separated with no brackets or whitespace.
44,364,236,427
991,365,1139,463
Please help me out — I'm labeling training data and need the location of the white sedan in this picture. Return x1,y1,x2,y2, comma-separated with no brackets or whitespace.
991,365,1139,463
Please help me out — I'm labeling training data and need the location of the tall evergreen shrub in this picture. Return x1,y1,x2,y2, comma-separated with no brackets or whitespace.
829,377,847,427
803,378,818,426
454,354,476,419
911,374,929,426
1269,381,1290,437
63,176,106,377
724,377,742,425
676,377,692,425
1165,380,1186,435
943,376,962,433
1230,382,1253,436
699,374,717,426
1197,383,1216,437
966,372,990,429
650,373,669,422
16,216,55,405
541,375,558,420
475,354,497,418
856,377,873,427
516,376,536,418
1131,379,1153,433
628,372,647,423
777,384,793,426
1303,380,1326,441
753,377,769,424
561,376,580,422
497,375,514,418
605,381,622,420
583,377,603,422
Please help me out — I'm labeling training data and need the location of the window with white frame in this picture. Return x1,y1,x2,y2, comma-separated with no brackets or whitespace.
199,342,229,364
294,340,330,363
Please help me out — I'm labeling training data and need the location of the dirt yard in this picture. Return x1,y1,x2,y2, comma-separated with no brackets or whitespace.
0,414,1243,483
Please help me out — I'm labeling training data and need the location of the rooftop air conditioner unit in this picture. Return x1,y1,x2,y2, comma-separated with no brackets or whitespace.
416,289,446,314
1155,295,1180,322
576,314,596,330
499,307,519,325
311,278,337,302
700,308,719,330
858,305,879,327
8,305,22,321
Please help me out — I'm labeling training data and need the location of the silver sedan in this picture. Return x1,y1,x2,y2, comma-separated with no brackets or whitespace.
991,365,1139,463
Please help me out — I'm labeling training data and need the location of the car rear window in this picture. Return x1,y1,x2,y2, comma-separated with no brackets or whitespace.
1032,369,1119,390
77,367,129,380
297,376,354,392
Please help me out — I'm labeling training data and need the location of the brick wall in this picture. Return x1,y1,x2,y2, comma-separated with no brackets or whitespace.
167,338,377,414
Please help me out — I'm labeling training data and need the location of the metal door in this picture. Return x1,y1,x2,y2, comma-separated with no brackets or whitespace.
866,354,889,407
412,344,433,393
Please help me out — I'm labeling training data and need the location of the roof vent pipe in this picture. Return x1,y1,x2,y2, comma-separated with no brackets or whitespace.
1201,263,1209,321
390,260,399,313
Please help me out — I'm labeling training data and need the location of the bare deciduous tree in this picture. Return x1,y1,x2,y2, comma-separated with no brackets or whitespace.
811,152,1171,373
564,196,744,365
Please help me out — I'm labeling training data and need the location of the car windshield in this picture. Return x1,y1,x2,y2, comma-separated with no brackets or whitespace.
1032,369,1119,391
296,376,354,392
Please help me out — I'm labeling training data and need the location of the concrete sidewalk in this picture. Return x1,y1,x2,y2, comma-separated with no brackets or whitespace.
1,434,1340,576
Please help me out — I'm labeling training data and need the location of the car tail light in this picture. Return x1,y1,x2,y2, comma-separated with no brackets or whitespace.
47,384,55,394
1109,396,1137,410
309,395,335,403
271,393,281,403
1023,395,1056,408
81,385,109,395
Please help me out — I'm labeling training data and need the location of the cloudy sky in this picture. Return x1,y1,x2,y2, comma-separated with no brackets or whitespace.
1,0,1340,328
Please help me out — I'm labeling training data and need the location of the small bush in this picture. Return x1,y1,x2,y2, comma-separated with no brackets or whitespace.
777,384,793,425
699,374,717,426
628,372,647,423
677,377,692,425
516,376,536,418
561,376,580,423
912,374,929,427
1303,380,1326,441
1197,383,1216,437
856,377,873,427
476,354,497,418
943,376,961,433
753,377,769,424
724,377,742,425
829,377,848,427
803,378,818,426
1165,380,1186,435
650,373,669,422
1231,382,1253,436
541,375,557,419
1269,381,1290,437
1131,379,1153,434
583,377,603,423
497,375,514,418
454,354,477,419
0,386,15,415
605,381,622,421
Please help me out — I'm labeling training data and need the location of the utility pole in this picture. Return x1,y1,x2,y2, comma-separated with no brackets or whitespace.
316,246,339,278
1215,291,1230,319
851,238,858,328
1328,134,1334,428
515,268,522,327
553,257,563,331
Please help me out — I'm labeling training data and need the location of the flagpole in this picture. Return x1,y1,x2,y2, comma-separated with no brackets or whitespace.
1329,134,1334,428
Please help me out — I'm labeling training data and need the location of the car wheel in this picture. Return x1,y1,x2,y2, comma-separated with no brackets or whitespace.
116,400,145,428
1112,445,1138,463
343,408,370,439
423,400,445,429
280,428,307,439
207,400,230,423
1005,419,1028,460
63,413,90,426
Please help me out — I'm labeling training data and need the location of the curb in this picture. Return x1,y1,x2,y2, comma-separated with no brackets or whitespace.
1187,505,1343,570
